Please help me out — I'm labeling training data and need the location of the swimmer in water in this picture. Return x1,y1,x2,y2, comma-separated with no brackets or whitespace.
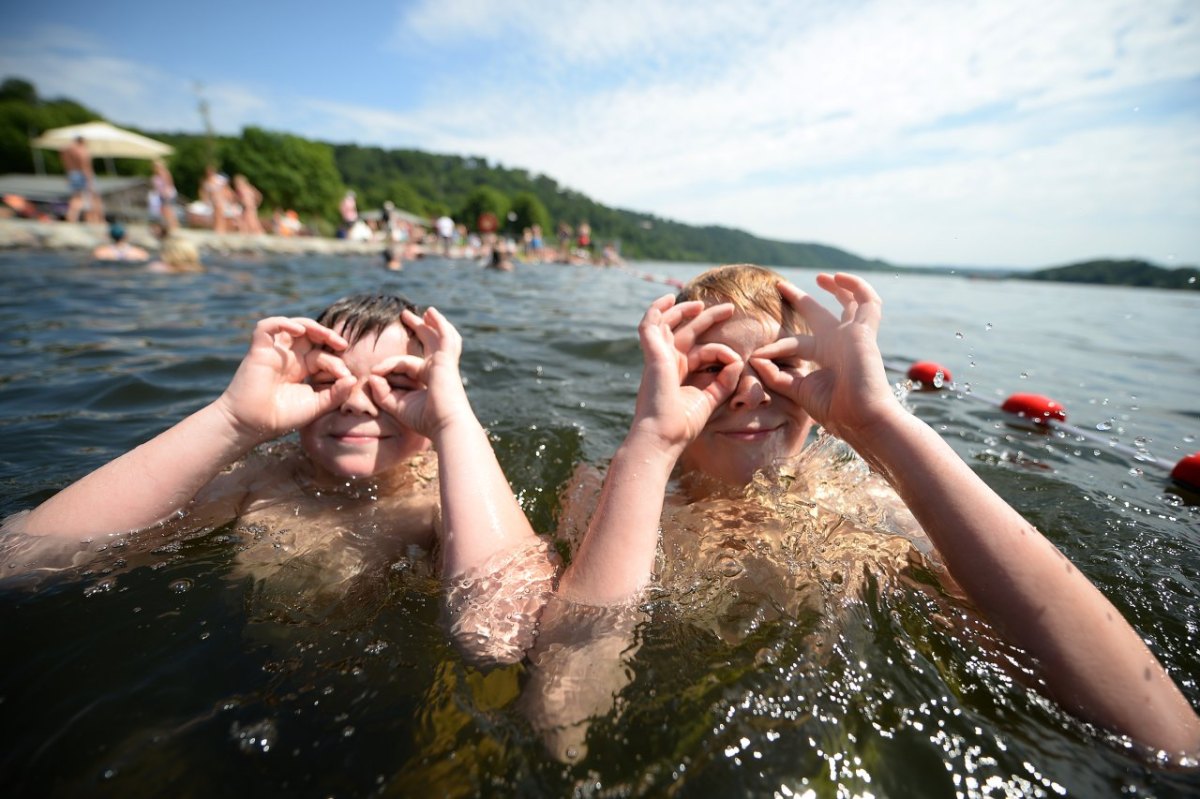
1,293,554,656
523,265,1199,762
91,223,149,262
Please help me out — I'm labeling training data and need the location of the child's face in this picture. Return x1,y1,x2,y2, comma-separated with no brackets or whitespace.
679,313,812,485
299,322,430,480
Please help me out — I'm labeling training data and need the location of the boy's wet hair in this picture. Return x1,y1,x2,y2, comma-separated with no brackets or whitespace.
316,293,420,345
676,264,808,334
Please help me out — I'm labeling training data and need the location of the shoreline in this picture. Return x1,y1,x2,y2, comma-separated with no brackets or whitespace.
0,217,390,257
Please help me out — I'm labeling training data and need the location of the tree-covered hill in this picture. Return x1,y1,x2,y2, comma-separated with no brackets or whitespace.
1022,259,1199,291
0,76,882,269
3,76,1196,288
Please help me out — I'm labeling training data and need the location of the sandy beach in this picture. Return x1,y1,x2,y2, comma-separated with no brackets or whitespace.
0,217,389,257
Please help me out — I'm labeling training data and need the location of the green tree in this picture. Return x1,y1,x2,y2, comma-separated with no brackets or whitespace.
0,79,99,174
224,127,342,219
0,77,37,104
508,191,550,235
456,185,509,231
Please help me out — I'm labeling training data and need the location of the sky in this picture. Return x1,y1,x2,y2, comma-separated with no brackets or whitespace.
2,0,1198,269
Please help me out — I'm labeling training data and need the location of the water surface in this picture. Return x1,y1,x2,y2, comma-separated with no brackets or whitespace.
0,251,1197,797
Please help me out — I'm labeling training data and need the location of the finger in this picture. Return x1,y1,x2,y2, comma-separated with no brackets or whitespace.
310,374,356,416
659,299,704,329
649,294,676,314
292,318,348,351
401,308,444,354
254,316,306,338
423,307,463,358
366,375,402,411
371,354,426,381
705,349,746,407
829,272,882,330
778,281,838,335
306,349,352,379
749,356,799,397
752,333,816,362
686,341,740,373
674,302,736,352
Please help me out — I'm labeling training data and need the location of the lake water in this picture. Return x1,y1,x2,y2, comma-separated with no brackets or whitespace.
0,251,1197,797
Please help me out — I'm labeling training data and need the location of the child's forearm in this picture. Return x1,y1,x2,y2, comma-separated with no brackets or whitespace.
557,431,677,605
17,402,262,538
848,408,1200,756
432,413,541,579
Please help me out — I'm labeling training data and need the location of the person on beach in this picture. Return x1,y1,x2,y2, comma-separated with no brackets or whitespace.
1,294,555,657
91,222,149,262
202,165,231,234
522,264,1200,762
233,174,264,234
148,160,178,232
61,136,96,224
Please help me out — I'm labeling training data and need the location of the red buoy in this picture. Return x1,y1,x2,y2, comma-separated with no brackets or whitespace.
907,361,952,389
1170,452,1200,491
1001,393,1067,424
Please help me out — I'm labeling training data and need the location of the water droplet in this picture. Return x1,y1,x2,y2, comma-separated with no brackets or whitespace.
168,578,193,593
955,332,964,340
1020,372,1028,380
1095,421,1114,432
984,323,993,331
84,577,117,597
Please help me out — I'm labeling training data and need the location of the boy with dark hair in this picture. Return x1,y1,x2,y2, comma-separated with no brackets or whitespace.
4,293,554,657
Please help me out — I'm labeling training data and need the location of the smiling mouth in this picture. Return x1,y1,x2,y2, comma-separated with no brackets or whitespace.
332,432,389,444
717,423,784,441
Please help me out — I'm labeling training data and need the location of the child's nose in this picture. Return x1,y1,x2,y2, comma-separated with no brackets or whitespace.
730,369,770,410
340,377,377,415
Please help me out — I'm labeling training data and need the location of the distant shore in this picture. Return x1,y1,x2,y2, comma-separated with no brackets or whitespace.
0,217,388,257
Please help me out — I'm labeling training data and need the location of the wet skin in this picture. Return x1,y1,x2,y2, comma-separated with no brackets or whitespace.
679,314,814,486
299,323,430,483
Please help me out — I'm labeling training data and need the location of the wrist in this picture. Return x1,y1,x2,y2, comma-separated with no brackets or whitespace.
838,403,920,470
208,395,275,448
615,427,684,479
427,404,483,444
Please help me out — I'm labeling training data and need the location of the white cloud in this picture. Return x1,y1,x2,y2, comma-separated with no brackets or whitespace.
2,1,1197,266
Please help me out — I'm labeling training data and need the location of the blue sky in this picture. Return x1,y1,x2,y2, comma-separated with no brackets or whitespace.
3,0,1198,268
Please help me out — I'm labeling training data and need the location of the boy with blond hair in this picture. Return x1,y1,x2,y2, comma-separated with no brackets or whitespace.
533,265,1198,760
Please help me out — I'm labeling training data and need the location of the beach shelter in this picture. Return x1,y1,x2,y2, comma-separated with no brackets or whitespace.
31,121,174,160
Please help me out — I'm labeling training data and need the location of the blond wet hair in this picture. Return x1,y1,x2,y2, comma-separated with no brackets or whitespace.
675,263,808,334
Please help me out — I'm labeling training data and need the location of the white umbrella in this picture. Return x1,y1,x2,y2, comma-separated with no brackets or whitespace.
31,121,174,160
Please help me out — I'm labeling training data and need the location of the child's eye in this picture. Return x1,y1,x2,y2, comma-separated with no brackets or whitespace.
311,375,338,388
387,375,419,390
694,363,724,375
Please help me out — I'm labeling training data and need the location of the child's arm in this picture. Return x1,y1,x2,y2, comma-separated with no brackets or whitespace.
13,317,354,538
369,308,547,582
752,272,1200,758
555,297,743,605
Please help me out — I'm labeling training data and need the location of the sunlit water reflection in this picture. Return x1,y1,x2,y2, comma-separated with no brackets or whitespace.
0,252,1197,797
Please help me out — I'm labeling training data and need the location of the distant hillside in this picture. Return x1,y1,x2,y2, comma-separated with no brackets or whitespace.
1021,259,1199,291
330,142,887,269
0,76,884,271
